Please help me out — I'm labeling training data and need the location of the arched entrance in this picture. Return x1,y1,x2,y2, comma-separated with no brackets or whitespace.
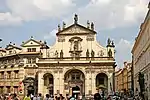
43,73,54,95
64,69,85,98
96,73,108,95
23,77,36,96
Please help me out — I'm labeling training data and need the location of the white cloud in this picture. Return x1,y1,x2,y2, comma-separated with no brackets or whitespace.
115,39,133,68
63,0,149,30
44,29,57,40
0,12,22,26
6,0,76,21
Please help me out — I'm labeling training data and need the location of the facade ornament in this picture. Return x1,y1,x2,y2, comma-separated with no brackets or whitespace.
111,40,115,47
60,50,63,59
58,24,61,32
91,22,94,30
107,38,111,46
74,14,78,24
31,36,33,39
91,50,95,58
55,50,58,58
62,22,66,29
86,49,89,58
108,49,112,57
87,20,90,29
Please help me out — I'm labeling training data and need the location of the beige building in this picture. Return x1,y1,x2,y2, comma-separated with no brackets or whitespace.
132,2,150,99
115,62,133,93
0,14,116,97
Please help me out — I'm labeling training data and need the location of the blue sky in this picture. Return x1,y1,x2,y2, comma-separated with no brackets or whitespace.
0,0,149,68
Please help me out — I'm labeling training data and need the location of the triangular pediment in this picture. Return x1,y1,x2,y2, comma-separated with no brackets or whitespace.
21,39,43,47
56,24,96,35
5,44,22,50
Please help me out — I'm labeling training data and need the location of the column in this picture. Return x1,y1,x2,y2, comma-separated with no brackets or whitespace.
53,72,59,95
92,73,96,94
59,72,64,95
38,72,44,94
85,73,90,95
107,73,113,94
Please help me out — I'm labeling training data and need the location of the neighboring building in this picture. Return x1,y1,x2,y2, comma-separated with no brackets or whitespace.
115,62,133,94
0,14,116,98
132,2,150,99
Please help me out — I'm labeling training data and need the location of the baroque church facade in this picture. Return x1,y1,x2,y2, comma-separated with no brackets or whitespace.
0,14,116,97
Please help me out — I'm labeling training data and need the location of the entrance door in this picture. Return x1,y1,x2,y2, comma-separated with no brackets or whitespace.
27,85,34,95
72,86,80,99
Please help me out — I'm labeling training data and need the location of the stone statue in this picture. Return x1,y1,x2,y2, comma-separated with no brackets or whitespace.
91,50,95,57
86,49,89,57
58,24,61,32
60,50,63,59
63,21,66,29
74,14,78,24
55,50,58,58
91,22,94,30
107,38,111,46
87,20,90,28
108,49,112,57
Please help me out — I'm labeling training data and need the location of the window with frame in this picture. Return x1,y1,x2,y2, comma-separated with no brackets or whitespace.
1,72,4,79
27,48,32,52
27,58,32,63
14,71,19,79
6,86,11,93
71,73,80,80
0,87,3,94
32,48,36,52
14,86,18,93
7,71,11,79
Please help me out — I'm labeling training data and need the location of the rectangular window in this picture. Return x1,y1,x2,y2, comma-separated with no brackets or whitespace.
32,48,36,52
7,86,11,93
27,48,32,52
1,72,4,79
72,75,75,80
7,71,11,79
14,71,19,79
0,87,3,94
32,58,36,63
14,86,18,93
27,58,32,63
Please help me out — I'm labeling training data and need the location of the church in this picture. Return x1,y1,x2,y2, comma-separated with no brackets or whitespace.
36,14,116,97
0,14,116,98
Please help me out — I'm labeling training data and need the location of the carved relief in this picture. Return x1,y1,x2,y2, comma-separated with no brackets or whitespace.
86,35,94,41
58,36,65,42
98,50,104,57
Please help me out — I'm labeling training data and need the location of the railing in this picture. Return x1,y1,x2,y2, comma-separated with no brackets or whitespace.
38,57,115,62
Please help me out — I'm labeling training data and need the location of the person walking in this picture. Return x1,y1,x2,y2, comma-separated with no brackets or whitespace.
24,94,31,100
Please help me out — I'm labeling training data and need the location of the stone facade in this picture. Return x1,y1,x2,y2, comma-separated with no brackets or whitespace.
132,2,150,99
0,15,116,98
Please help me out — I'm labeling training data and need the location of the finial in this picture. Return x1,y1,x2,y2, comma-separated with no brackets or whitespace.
31,36,33,39
62,21,66,29
91,22,94,30
10,42,12,44
87,20,90,28
13,43,15,45
58,24,61,32
74,14,78,24
44,41,47,44
107,38,111,46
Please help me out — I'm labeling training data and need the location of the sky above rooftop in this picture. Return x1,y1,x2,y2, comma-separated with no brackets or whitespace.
0,0,149,68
